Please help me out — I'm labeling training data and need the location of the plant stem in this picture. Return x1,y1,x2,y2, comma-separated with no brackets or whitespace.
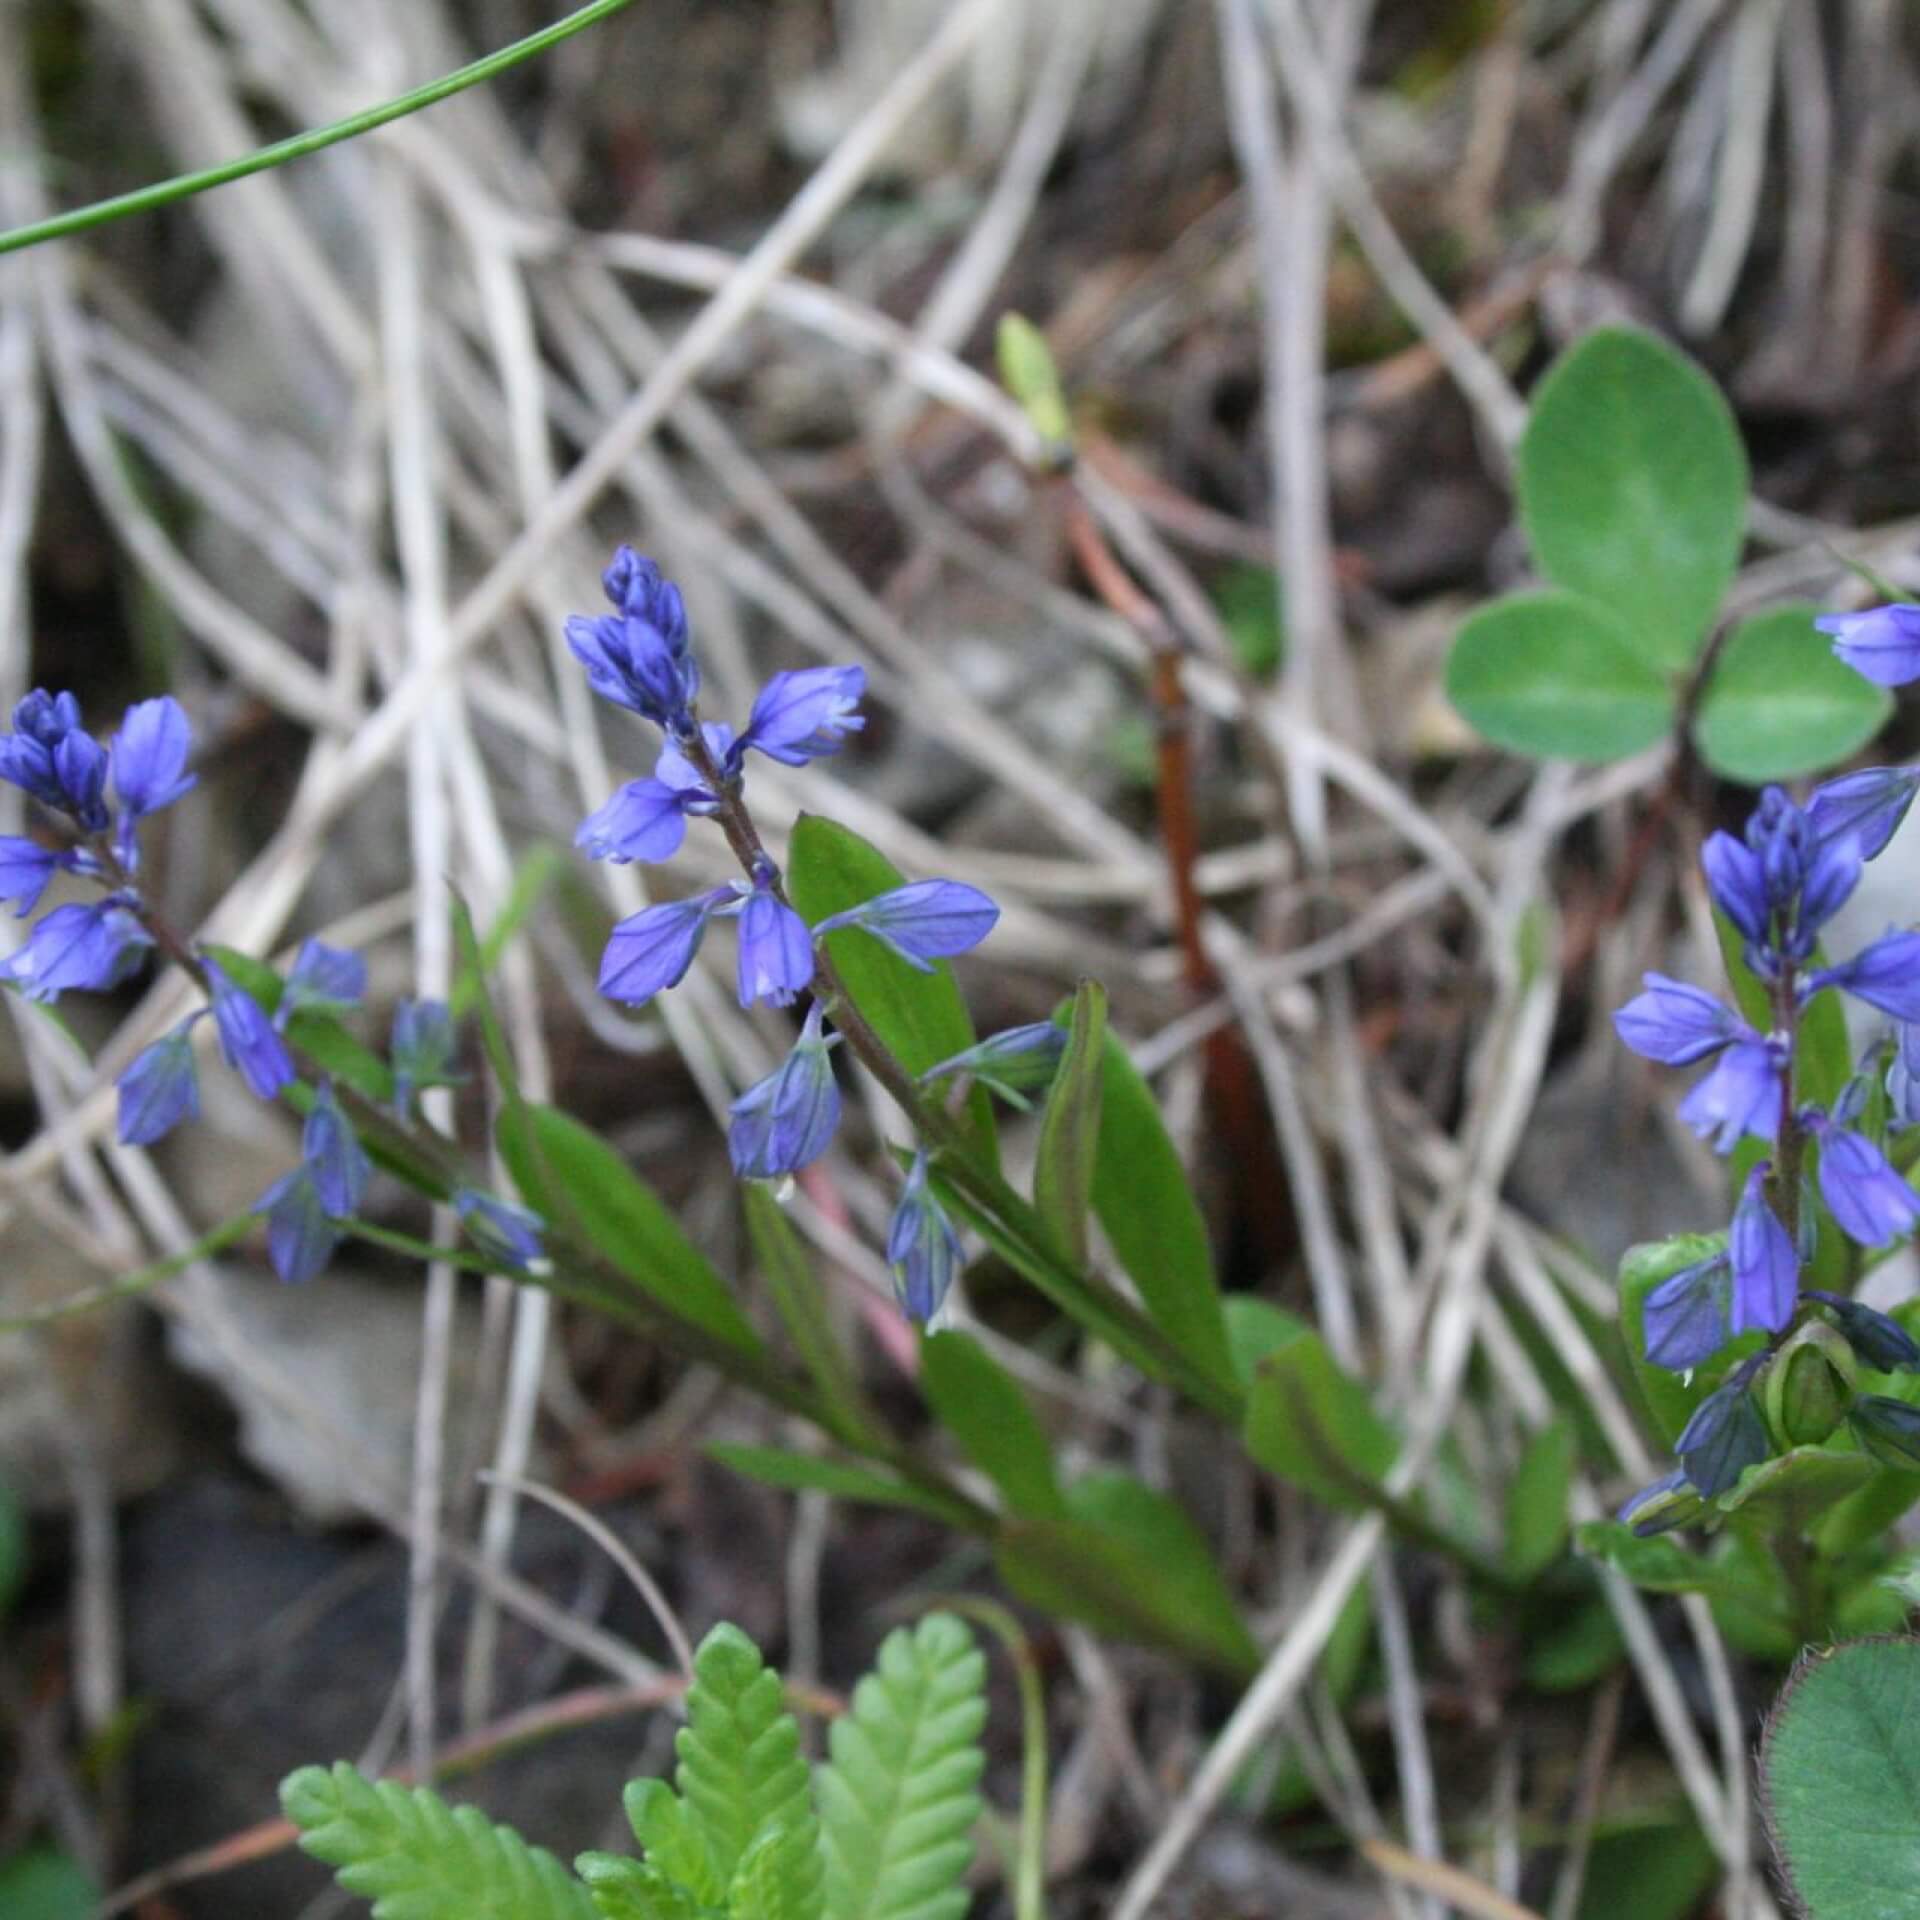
0,0,637,258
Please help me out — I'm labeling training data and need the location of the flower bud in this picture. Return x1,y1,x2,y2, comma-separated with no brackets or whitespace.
1764,1321,1857,1449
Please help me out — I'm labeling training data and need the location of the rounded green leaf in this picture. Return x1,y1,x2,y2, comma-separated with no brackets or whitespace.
1446,590,1674,762
1763,1637,1920,1920
1517,326,1747,670
1694,605,1892,782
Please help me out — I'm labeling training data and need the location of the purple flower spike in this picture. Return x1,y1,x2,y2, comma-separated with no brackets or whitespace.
1817,604,1920,686
390,998,462,1117
567,552,698,734
110,696,195,817
302,1080,369,1218
733,884,813,1008
255,1167,340,1284
0,836,64,917
277,939,367,1029
1729,1164,1798,1337
888,1150,964,1325
1676,1038,1783,1152
597,889,729,1006
1806,766,1920,861
455,1189,546,1269
205,957,296,1099
116,1017,203,1146
1642,1254,1731,1371
1700,830,1769,946
0,899,152,1002
575,778,693,865
1814,1118,1920,1248
727,1001,842,1179
741,665,867,767
1613,973,1743,1066
812,880,999,972
1807,932,1920,1022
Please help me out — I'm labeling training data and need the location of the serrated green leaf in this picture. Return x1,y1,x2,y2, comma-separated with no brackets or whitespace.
1242,1326,1398,1511
1033,981,1104,1264
1762,1638,1920,1920
620,1779,724,1906
575,1851,705,1920
706,1443,975,1529
817,1614,986,1920
1694,606,1890,782
280,1762,596,1920
497,1104,760,1357
675,1626,818,1903
0,1849,96,1920
997,1472,1259,1675
1446,590,1674,762
1517,326,1747,670
919,1329,1065,1519
1085,1027,1236,1396
727,1823,823,1920
1505,1420,1575,1580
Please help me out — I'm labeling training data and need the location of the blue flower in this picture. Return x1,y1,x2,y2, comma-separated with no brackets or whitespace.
1817,604,1920,686
116,1016,203,1146
730,877,813,1008
1806,932,1920,1022
1614,973,1746,1066
1806,765,1920,861
1673,1361,1769,1497
739,666,866,767
812,880,999,972
51,731,109,832
888,1150,963,1325
454,1189,546,1269
390,998,462,1117
255,1166,340,1284
275,939,367,1029
1675,1036,1783,1152
576,727,728,866
1616,1469,1707,1538
204,957,296,1099
302,1080,369,1217
1701,829,1769,946
727,1001,842,1178
0,836,66,917
1642,1253,1733,1371
1889,1023,1920,1126
1802,1290,1920,1373
566,549,698,734
0,690,113,829
1812,1114,1920,1247
1729,1164,1797,1338
0,898,152,1001
922,1023,1069,1109
110,696,195,818
597,888,731,1006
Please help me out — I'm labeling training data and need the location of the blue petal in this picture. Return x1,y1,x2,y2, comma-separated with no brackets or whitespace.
205,958,296,1099
597,894,722,1006
735,890,814,1008
811,880,999,971
302,1080,370,1217
454,1189,545,1269
1613,973,1741,1067
727,1003,842,1178
575,779,690,865
116,1019,202,1146
256,1167,341,1283
1729,1164,1797,1336
1817,605,1920,687
110,696,196,816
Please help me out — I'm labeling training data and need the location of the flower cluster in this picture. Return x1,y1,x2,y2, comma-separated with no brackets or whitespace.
0,691,539,1288
568,547,1050,1323
1614,766,1920,1527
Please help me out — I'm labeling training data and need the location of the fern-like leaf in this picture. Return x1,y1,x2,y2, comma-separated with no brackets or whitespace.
674,1623,821,1915
575,1850,711,1920
815,1615,986,1920
281,1763,597,1920
728,1823,824,1920
621,1779,725,1906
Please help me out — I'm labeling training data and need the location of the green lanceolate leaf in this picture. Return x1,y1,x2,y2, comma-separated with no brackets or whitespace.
453,898,525,1105
1762,1637,1920,1920
1504,1420,1576,1581
0,1478,23,1621
674,1626,820,1905
1573,1522,1751,1604
995,313,1073,451
281,1763,596,1920
498,1103,760,1357
1694,606,1891,782
997,1472,1259,1675
817,1614,987,1920
1445,590,1674,762
1516,326,1747,671
919,1328,1066,1519
1084,1025,1236,1395
706,1444,977,1531
1033,981,1106,1265
787,815,994,1160
1241,1323,1398,1511
1719,1444,1876,1530
742,1183,872,1444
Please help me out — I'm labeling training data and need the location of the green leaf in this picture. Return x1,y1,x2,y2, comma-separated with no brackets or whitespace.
1242,1327,1398,1511
1504,1421,1575,1580
1719,1444,1876,1530
674,1626,819,1902
1214,564,1285,677
1445,590,1674,762
453,899,524,1105
919,1329,1066,1519
1223,1295,1307,1385
995,313,1072,449
1516,326,1747,670
0,1478,23,1621
281,1763,597,1920
200,942,284,1011
1086,1029,1236,1395
706,1443,976,1529
742,1185,871,1443
285,1010,395,1105
498,1104,760,1357
1523,1585,1625,1692
786,816,994,1160
817,1614,987,1920
453,845,563,1012
1694,606,1891,782
621,1779,724,1905
1762,1638,1920,1920
1033,982,1105,1265
997,1472,1259,1675
728,1824,825,1920
0,1850,96,1920
575,1852,704,1920
1574,1521,1750,1603
1578,1821,1716,1920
